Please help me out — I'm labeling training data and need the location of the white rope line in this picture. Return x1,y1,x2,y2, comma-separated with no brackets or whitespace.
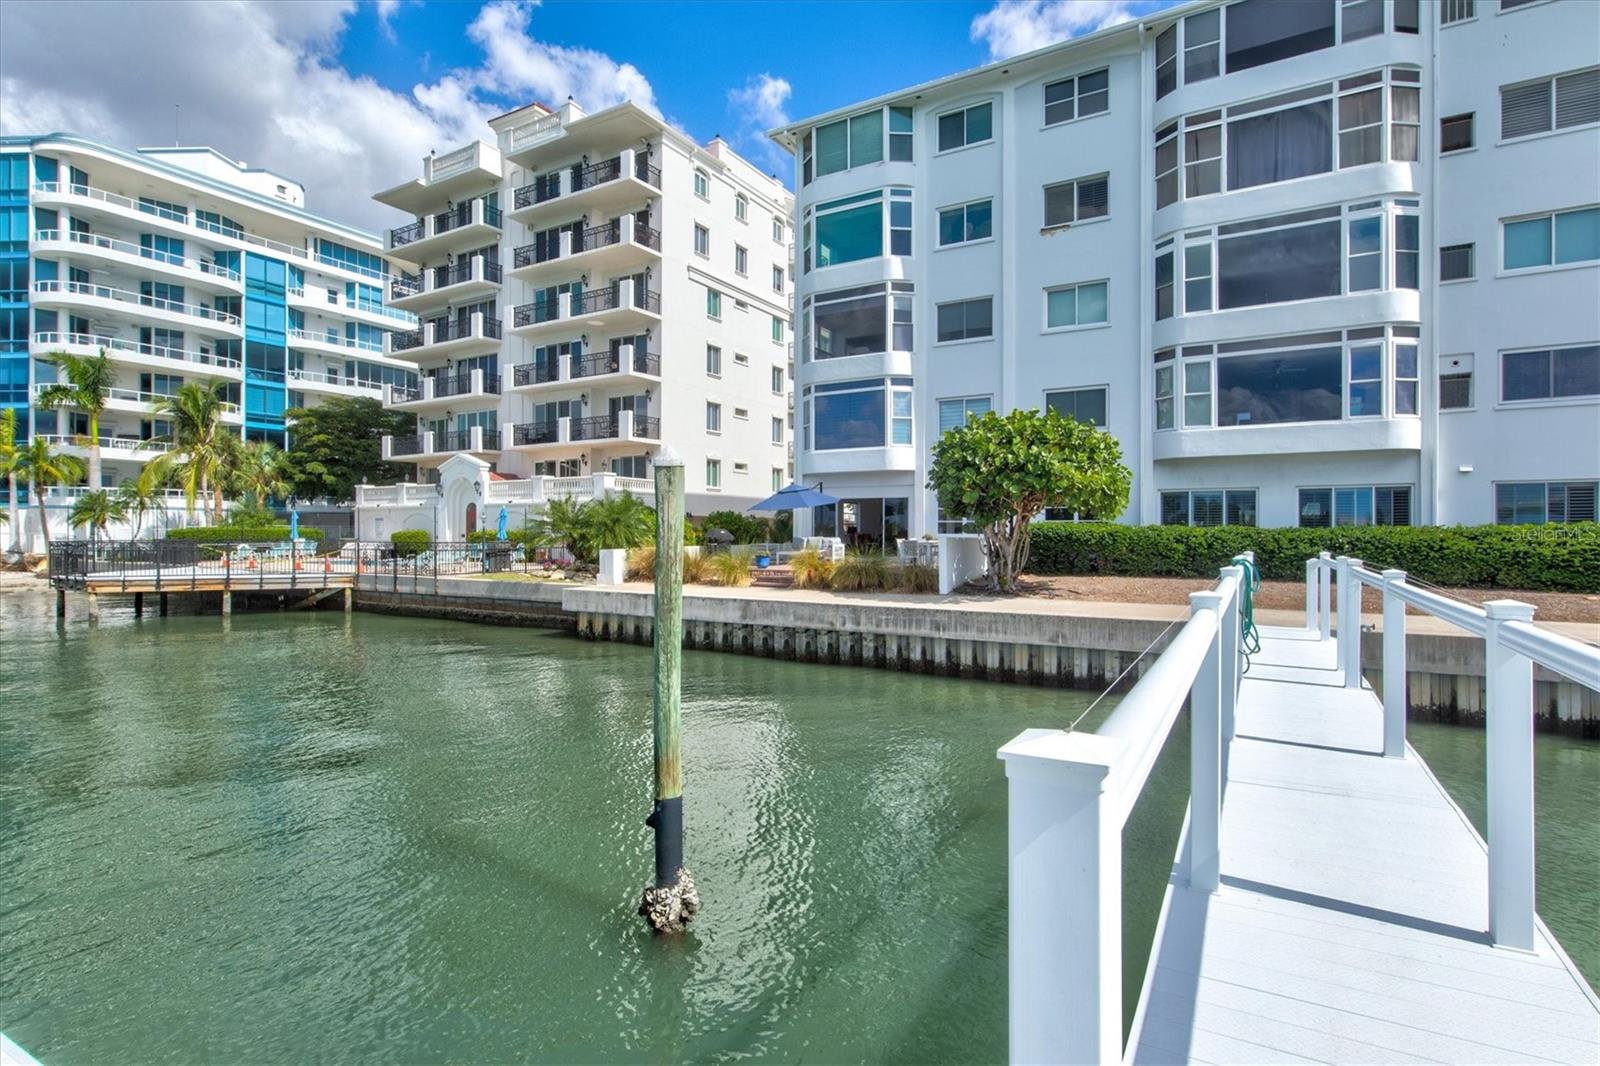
1063,613,1186,733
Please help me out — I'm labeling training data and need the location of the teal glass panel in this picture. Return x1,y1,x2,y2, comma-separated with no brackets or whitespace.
1503,217,1552,269
1554,208,1600,264
816,203,882,267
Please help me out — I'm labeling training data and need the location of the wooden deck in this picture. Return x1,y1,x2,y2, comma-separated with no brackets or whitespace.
1130,625,1600,1065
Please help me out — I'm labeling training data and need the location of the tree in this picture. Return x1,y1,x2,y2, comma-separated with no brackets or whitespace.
0,408,20,556
927,407,1131,593
148,381,237,524
231,439,289,509
280,397,414,501
35,347,117,492
582,492,656,555
526,495,590,560
69,489,126,541
16,435,85,549
117,464,171,540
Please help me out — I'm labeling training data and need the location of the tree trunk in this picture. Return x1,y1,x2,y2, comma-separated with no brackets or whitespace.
87,412,102,492
213,478,225,525
6,473,17,555
33,476,49,549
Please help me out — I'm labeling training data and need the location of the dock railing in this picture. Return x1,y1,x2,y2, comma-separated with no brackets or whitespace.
1311,552,1600,952
998,553,1250,1065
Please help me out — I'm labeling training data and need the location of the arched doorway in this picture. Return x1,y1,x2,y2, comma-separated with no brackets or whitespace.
464,502,477,540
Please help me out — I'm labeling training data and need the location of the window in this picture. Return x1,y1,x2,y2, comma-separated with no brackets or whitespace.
1503,207,1600,269
1155,358,1176,430
706,289,722,319
1185,117,1222,197
808,282,915,359
1395,0,1419,31
1155,25,1178,100
1185,9,1221,84
938,199,994,247
1341,0,1383,42
694,169,709,199
1155,123,1180,208
1045,387,1107,427
1299,486,1413,526
1184,243,1213,311
772,316,785,344
1502,68,1600,140
1395,213,1420,288
1225,0,1334,74
1043,175,1108,228
1441,113,1475,153
772,366,785,394
772,416,784,443
1502,345,1600,402
706,401,722,433
694,224,710,257
735,194,748,222
1155,248,1175,320
734,407,749,421
1220,210,1342,308
1162,490,1256,527
773,265,784,293
1441,371,1474,409
806,105,912,183
1044,69,1109,126
1184,361,1213,426
1229,100,1333,190
1045,281,1108,329
889,106,914,161
1218,346,1342,426
1339,74,1383,167
1496,482,1598,524
734,244,748,275
706,345,722,376
805,376,915,450
936,298,993,343
773,218,785,243
806,188,912,271
937,396,992,435
1391,80,1421,161
937,102,993,152
1349,343,1383,416
1441,243,1475,281
1395,342,1419,414
1441,0,1475,23
773,468,785,491
706,459,721,488
889,191,912,255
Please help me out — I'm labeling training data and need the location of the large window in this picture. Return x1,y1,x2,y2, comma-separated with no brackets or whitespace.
805,377,914,451
808,282,913,360
1501,345,1600,402
1227,100,1332,190
1298,486,1412,526
1045,387,1107,427
1218,347,1342,426
804,188,912,271
1496,482,1597,525
1044,69,1109,126
1503,207,1600,270
1225,0,1334,74
937,395,991,435
1217,212,1342,308
1162,489,1257,527
936,298,993,343
1045,281,1108,330
937,102,993,152
803,104,913,184
1044,175,1108,227
938,199,993,246
1501,68,1600,140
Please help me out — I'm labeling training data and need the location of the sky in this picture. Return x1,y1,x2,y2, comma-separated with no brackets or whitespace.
0,0,1180,232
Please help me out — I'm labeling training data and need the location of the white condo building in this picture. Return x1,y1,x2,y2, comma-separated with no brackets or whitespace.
360,99,795,538
0,134,418,546
771,0,1599,544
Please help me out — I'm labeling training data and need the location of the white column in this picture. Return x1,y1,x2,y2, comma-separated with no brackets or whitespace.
1318,552,1333,641
470,368,484,395
1484,599,1537,952
1218,565,1242,787
1380,569,1409,759
998,729,1123,1066
1188,590,1225,893
1305,558,1318,631
1338,556,1365,689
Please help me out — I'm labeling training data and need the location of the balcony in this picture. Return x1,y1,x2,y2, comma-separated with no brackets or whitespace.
32,229,242,293
504,409,660,455
389,255,502,311
385,198,503,259
32,280,242,336
508,343,661,394
35,434,173,462
286,368,389,398
32,331,243,379
509,149,662,224
385,368,502,412
510,279,661,342
382,426,500,461
287,285,417,330
288,327,390,360
33,383,242,423
509,216,661,283
385,311,503,361
1152,417,1423,462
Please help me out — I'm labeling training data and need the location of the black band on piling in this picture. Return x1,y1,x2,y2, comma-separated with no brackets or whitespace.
651,796,683,888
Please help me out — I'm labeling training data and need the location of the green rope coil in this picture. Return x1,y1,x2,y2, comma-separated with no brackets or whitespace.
1232,554,1263,664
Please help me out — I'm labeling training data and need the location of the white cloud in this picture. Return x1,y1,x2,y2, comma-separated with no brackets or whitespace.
0,0,658,231
727,74,793,176
375,0,402,42
971,0,1138,60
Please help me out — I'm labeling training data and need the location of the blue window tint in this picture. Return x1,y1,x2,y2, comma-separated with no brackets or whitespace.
18,154,47,189
814,385,885,450
816,203,882,267
1504,216,1552,269
1554,207,1600,264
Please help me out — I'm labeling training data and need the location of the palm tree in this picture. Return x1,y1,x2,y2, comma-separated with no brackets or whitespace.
69,489,127,542
0,408,21,556
230,439,289,510
35,347,118,492
117,463,170,540
527,495,591,560
582,492,656,555
148,381,237,525
16,435,85,549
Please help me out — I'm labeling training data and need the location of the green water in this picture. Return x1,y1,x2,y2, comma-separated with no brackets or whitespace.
0,599,1182,1063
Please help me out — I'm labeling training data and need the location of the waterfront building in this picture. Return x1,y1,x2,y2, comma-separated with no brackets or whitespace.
770,0,1600,543
0,134,417,546
363,99,795,536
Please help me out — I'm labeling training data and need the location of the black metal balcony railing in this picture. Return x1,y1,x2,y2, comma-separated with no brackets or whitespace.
514,172,563,210
483,204,503,228
428,317,503,344
570,415,617,442
392,330,425,351
390,384,422,404
392,433,425,455
431,258,501,290
437,429,476,452
393,272,423,298
512,154,662,210
513,359,562,387
513,421,559,446
635,224,662,250
514,297,560,327
390,220,425,247
430,370,502,398
432,202,471,235
634,415,661,439
574,350,662,379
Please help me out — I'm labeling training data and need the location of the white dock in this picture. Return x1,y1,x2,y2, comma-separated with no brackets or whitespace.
1130,625,1600,1065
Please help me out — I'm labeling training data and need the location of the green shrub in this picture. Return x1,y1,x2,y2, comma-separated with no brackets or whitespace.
682,550,709,583
830,550,891,591
167,525,326,546
626,545,656,581
1025,522,1600,592
702,510,774,544
466,528,533,545
390,530,431,557
789,547,833,589
895,559,940,594
703,551,753,587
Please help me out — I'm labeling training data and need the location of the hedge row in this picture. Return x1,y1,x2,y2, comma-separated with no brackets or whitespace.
167,525,326,546
390,530,430,557
1025,522,1600,592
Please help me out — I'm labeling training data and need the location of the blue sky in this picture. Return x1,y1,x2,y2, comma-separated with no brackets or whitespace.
0,0,1181,229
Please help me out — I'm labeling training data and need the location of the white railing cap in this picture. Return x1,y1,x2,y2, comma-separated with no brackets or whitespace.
998,728,1122,787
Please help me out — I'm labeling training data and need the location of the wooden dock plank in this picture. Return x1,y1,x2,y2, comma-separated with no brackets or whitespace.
1130,625,1600,1065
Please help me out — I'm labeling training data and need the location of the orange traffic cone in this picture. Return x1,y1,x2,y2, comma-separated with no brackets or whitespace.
247,556,256,570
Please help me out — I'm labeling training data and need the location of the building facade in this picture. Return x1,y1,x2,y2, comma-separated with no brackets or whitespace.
0,134,417,545
772,0,1599,542
368,99,795,533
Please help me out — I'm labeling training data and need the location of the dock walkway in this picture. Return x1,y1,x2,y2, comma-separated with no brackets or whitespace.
1130,625,1599,1064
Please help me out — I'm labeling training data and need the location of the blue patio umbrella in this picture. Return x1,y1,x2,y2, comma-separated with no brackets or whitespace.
496,505,509,540
748,482,839,512
288,510,300,541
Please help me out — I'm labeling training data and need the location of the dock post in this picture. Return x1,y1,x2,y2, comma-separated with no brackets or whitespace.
87,592,100,623
1483,599,1536,952
221,590,232,617
1338,557,1364,688
1380,570,1408,759
1318,552,1333,640
343,587,353,614
159,593,169,617
1188,590,1225,893
56,588,66,618
134,592,144,617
